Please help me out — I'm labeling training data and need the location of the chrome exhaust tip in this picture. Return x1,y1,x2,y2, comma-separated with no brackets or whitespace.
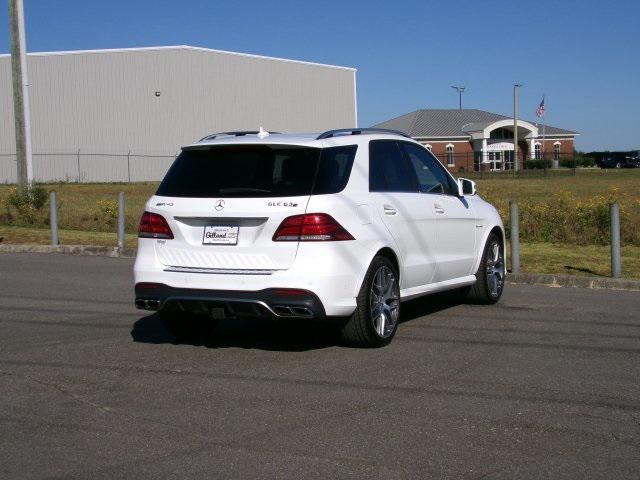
272,305,314,318
135,298,161,311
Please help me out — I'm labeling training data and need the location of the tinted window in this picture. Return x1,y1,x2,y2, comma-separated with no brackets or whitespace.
313,145,358,195
400,142,454,195
369,140,418,192
156,144,356,198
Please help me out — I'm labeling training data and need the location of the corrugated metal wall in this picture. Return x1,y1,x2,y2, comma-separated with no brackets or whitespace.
0,46,357,182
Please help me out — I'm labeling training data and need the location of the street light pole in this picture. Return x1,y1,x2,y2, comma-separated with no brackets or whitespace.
451,85,465,110
513,83,522,172
8,0,34,192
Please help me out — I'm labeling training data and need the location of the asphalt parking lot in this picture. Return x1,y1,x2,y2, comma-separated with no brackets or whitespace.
1,253,639,479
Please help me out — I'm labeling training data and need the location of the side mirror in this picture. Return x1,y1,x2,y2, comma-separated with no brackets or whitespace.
457,178,477,196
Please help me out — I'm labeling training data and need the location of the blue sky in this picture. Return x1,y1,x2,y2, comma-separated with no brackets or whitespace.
1,0,638,151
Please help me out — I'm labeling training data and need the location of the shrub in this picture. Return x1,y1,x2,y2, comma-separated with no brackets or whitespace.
96,199,118,223
4,186,49,224
526,159,552,169
560,158,577,168
559,157,596,168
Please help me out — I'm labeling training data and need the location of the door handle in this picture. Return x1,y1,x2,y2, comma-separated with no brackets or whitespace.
383,204,397,215
434,204,445,214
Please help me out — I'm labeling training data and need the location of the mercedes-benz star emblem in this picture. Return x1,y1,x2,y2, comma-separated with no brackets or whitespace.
214,199,225,211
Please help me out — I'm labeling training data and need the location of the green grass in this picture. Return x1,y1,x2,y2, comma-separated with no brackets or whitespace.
474,169,640,246
0,225,138,248
1,169,639,278
473,168,640,203
1,228,638,280
516,242,639,279
0,182,157,234
1,169,637,233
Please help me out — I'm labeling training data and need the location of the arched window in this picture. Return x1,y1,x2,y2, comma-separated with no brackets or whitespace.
424,144,433,152
446,144,454,166
554,142,561,161
534,143,541,160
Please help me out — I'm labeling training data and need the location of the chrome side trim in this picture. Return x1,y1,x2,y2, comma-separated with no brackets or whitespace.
163,266,276,275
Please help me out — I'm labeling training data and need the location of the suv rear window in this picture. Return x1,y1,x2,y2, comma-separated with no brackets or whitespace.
156,144,357,198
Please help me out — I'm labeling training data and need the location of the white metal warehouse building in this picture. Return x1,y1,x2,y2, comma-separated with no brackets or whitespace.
0,45,357,182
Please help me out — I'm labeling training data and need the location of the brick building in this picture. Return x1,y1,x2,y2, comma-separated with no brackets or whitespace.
373,109,579,172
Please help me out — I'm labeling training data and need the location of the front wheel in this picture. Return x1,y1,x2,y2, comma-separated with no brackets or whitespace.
340,256,401,348
464,232,505,304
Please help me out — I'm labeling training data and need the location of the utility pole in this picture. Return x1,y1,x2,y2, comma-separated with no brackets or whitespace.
513,83,522,172
8,0,34,192
451,85,465,110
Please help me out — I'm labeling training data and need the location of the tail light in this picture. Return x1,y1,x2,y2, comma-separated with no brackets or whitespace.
138,211,174,239
273,213,354,241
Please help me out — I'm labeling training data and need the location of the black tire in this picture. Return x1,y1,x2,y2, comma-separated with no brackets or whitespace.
159,308,219,340
464,232,505,304
340,256,401,348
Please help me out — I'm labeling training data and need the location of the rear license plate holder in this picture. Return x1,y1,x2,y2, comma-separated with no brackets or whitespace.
203,225,239,245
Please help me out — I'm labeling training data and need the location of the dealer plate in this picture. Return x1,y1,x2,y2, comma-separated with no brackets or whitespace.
203,225,239,245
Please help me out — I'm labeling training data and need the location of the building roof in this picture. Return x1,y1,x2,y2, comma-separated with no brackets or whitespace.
373,109,578,137
0,45,357,72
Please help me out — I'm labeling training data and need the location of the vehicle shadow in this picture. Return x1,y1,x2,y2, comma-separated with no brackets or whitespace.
131,291,466,352
130,313,340,352
400,290,465,323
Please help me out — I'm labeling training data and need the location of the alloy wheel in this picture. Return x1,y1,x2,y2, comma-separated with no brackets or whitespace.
369,266,400,338
486,241,505,298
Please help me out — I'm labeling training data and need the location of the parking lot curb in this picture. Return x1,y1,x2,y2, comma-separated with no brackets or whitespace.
0,243,136,258
1,243,639,291
507,272,640,291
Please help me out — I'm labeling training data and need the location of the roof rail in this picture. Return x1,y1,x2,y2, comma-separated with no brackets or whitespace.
316,128,411,140
199,131,280,141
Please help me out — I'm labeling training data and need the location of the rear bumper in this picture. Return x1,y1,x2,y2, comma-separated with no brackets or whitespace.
135,283,326,320
134,239,368,316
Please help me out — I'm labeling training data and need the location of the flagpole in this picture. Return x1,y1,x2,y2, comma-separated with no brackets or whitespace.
542,94,547,167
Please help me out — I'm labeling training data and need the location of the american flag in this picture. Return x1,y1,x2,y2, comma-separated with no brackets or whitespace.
536,96,546,118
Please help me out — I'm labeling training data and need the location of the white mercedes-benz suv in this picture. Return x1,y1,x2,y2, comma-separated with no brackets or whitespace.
134,128,505,347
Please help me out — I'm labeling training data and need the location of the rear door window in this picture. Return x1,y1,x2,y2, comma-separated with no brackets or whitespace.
369,140,418,192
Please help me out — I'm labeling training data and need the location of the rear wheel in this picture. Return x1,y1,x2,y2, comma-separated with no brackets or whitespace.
340,256,401,348
159,307,219,340
464,232,505,304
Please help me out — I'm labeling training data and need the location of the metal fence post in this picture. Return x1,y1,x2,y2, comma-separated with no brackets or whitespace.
127,150,131,183
76,149,81,182
610,203,621,278
117,192,125,250
509,200,520,274
49,191,59,246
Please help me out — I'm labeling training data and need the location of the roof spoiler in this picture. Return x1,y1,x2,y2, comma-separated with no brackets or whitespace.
199,130,280,141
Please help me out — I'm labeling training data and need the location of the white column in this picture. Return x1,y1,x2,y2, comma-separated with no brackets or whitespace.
482,138,487,165
530,138,536,159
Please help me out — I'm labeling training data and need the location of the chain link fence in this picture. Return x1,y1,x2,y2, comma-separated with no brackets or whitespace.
1,151,592,184
0,152,177,184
